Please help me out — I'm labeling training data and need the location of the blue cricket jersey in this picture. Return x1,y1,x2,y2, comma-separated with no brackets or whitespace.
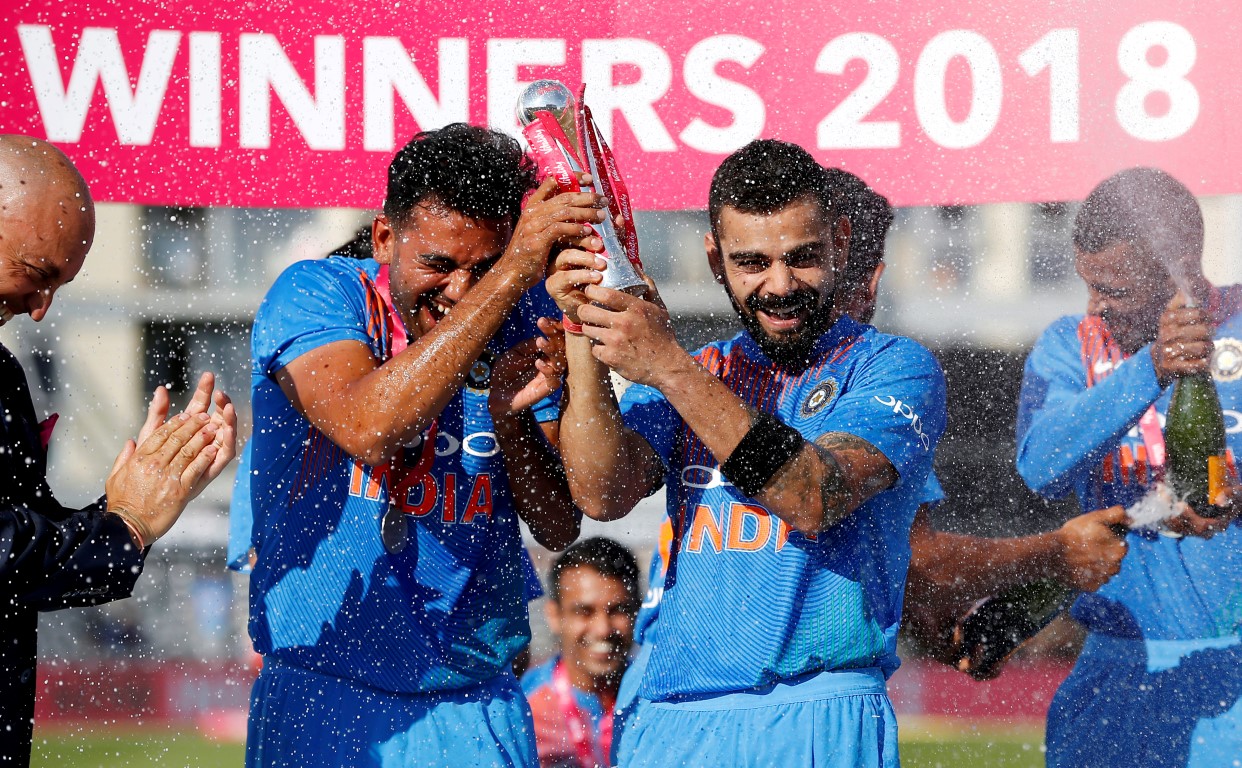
620,316,946,700
1017,303,1242,640
246,255,556,693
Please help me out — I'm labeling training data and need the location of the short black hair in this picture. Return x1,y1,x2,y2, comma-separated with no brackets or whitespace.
826,168,893,287
383,123,536,228
1073,167,1203,272
549,537,641,605
708,139,839,237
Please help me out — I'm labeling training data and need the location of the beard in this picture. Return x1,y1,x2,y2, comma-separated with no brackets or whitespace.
725,285,836,370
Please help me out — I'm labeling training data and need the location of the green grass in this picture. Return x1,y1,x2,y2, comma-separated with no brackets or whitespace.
31,725,1044,767
32,729,245,767
901,731,1045,768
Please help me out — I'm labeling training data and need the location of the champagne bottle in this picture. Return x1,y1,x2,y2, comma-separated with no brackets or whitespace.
951,578,1074,680
1165,370,1228,517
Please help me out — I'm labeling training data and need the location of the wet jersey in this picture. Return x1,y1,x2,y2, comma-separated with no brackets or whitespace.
1017,299,1242,640
621,316,946,700
630,471,945,649
247,255,556,693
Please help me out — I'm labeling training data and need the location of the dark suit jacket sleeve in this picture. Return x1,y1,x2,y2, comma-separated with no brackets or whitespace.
0,498,146,610
0,343,145,611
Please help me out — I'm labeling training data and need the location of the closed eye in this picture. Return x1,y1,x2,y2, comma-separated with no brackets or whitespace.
418,255,455,274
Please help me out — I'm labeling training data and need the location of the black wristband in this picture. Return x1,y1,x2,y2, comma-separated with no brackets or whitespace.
721,412,804,497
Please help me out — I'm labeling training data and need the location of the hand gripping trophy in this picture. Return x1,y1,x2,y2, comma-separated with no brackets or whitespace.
517,79,647,294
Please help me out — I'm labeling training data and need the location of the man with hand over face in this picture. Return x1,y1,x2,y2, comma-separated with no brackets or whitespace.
244,124,598,768
547,140,946,768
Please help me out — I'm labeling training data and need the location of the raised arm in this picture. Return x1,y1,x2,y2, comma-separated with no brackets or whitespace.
276,182,605,466
2,371,236,609
488,317,582,550
548,252,668,522
1016,320,1162,497
566,281,942,534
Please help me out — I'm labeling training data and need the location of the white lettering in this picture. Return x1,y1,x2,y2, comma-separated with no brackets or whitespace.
462,432,500,458
239,33,345,150
189,32,221,148
679,35,765,153
430,431,500,458
815,32,901,150
582,38,676,151
435,432,461,457
363,37,468,152
914,30,1002,149
486,38,566,138
1115,21,1199,142
1019,29,1079,143
19,25,179,145
874,394,931,449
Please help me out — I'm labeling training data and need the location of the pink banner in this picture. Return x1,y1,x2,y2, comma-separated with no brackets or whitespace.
2,0,1240,209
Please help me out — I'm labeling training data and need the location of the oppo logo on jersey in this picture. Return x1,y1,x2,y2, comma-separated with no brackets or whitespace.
407,430,500,459
681,465,732,490
874,394,931,450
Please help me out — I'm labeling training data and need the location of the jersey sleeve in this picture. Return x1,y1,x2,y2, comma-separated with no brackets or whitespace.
252,260,373,377
809,336,946,489
1016,316,1163,498
226,441,255,573
920,472,946,506
619,381,680,476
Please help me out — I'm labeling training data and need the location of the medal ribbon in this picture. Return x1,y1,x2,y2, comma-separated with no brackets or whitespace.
1079,315,1165,479
552,660,608,768
375,265,436,502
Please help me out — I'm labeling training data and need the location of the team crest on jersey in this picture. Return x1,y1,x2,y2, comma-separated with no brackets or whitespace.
800,379,839,417
1213,338,1242,383
465,351,496,390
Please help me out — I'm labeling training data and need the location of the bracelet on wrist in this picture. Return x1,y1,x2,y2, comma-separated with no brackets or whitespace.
721,412,804,497
562,314,584,334
118,515,147,550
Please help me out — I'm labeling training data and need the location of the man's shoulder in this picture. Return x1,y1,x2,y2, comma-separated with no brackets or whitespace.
845,322,942,379
520,656,558,695
691,333,744,360
1034,314,1087,348
263,256,380,302
0,342,18,370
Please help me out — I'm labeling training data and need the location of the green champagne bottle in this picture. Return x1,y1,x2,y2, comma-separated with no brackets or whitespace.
1165,370,1228,517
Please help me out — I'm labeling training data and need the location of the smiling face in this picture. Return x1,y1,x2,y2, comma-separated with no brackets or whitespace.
545,566,637,693
0,137,94,326
1076,241,1175,354
707,197,850,367
371,201,512,338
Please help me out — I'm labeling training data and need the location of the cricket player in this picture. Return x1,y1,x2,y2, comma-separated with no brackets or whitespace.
1017,168,1242,767
548,140,947,767
243,124,597,767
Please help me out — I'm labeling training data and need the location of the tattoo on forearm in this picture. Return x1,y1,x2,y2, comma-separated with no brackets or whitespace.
817,431,897,494
767,432,897,528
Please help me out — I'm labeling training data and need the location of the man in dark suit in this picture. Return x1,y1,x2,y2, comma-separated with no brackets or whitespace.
0,135,237,765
